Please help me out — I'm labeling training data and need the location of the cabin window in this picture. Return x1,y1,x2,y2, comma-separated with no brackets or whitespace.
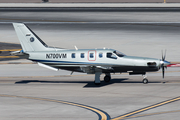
81,53,85,58
99,53,103,58
90,53,94,58
72,53,75,58
107,52,117,59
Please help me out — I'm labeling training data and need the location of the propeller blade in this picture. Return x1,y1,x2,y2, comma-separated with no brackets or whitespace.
162,65,165,79
162,50,164,61
160,50,169,79
164,49,166,61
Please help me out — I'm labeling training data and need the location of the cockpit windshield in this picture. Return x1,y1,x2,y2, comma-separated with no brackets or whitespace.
113,50,126,57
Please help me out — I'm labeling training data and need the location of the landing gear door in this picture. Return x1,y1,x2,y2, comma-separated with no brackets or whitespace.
88,50,96,61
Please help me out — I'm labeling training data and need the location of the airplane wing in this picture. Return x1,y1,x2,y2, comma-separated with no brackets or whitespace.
80,65,114,74
95,66,114,71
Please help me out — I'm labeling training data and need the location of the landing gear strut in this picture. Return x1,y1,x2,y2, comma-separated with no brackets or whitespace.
104,73,111,82
142,75,148,84
94,72,101,85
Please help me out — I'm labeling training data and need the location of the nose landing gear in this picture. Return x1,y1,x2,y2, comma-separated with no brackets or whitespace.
142,75,148,84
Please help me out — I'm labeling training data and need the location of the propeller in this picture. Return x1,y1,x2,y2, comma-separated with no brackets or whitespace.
160,50,170,79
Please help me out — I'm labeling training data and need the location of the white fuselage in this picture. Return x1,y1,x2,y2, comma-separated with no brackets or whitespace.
28,48,161,74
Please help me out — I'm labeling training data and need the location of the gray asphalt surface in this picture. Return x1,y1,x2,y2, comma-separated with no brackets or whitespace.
1,12,180,22
0,67,180,120
0,8,180,120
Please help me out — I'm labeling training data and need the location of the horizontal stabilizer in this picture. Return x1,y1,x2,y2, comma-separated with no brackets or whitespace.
10,50,25,56
10,50,29,59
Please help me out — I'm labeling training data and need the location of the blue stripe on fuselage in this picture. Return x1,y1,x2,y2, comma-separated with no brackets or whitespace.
29,59,116,65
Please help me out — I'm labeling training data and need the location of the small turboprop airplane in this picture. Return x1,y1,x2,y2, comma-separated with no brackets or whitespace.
12,23,171,84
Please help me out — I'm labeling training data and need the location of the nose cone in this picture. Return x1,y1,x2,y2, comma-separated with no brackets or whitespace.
160,60,171,66
164,60,171,66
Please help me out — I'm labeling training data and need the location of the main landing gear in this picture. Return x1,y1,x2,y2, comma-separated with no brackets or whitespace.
94,72,101,85
104,73,111,82
94,72,111,85
142,75,148,84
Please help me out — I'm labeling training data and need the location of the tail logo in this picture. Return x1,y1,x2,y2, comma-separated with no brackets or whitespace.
30,37,35,42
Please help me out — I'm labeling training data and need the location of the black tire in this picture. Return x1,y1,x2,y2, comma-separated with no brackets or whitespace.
143,78,148,84
104,75,111,82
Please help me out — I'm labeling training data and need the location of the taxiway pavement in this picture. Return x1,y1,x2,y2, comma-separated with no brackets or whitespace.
0,67,180,120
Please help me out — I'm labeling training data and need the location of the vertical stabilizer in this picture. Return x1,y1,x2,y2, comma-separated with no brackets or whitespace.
13,23,48,52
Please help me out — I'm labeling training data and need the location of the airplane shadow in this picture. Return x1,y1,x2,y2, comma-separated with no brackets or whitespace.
15,78,161,88
83,79,161,87
84,78,129,87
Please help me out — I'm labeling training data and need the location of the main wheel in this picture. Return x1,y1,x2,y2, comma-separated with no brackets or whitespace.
104,75,111,82
142,78,148,84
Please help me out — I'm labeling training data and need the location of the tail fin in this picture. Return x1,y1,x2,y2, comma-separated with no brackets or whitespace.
13,23,48,52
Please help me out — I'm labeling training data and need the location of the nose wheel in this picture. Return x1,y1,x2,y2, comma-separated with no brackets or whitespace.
142,75,148,84
142,78,148,84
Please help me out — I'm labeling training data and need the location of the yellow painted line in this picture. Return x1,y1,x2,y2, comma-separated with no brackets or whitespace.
0,56,19,58
0,94,110,120
112,96,180,120
125,110,180,119
0,49,21,51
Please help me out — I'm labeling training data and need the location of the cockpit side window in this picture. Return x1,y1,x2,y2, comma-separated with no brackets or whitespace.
113,50,125,57
106,52,117,59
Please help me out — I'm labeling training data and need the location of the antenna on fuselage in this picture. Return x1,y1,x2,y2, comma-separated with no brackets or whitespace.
74,46,78,50
70,71,74,75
